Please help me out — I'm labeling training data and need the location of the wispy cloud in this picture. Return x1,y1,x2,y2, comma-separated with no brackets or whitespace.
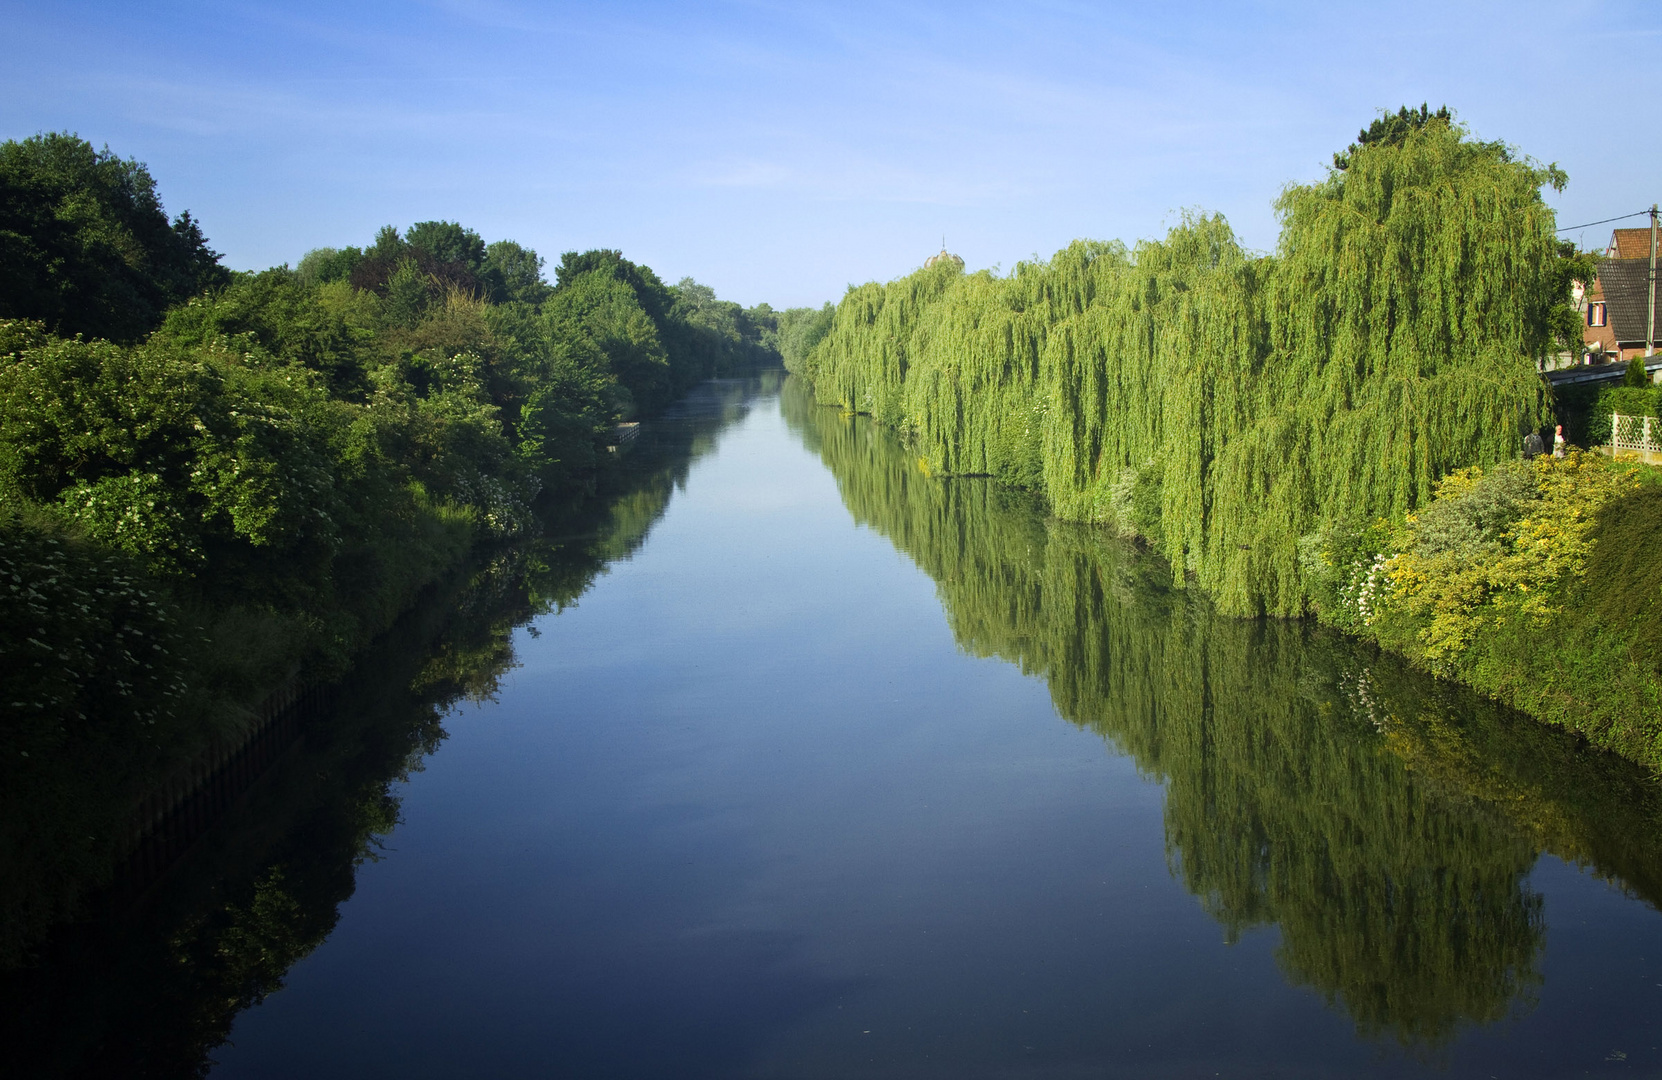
5,0,1658,305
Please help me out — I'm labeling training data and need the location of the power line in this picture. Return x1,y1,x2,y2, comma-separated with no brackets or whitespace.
1555,210,1652,233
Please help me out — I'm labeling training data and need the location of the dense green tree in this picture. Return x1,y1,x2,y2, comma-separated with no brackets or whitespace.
777,302,835,374
293,245,362,287
0,321,341,574
802,113,1562,617
0,133,229,341
1332,103,1453,170
665,276,777,377
347,220,492,307
405,219,486,269
484,240,551,305
554,248,676,323
544,269,673,416
153,268,381,398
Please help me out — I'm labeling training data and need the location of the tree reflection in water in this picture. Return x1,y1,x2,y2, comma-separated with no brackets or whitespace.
0,374,777,1080
782,375,1662,1048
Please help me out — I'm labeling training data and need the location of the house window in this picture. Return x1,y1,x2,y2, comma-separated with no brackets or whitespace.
1588,302,1607,327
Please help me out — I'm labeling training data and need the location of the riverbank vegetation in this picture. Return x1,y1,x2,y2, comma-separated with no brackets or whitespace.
1307,453,1662,767
788,110,1662,769
2,376,772,1069
0,132,785,957
784,382,1662,1046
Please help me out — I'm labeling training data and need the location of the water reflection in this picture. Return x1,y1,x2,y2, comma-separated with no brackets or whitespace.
0,373,782,1079
780,376,1662,1047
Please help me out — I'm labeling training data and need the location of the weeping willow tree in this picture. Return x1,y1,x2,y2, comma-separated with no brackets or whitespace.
802,116,1559,615
783,381,1662,1046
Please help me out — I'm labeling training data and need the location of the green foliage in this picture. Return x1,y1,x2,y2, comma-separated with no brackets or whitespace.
1332,103,1453,171
348,221,494,304
1625,356,1649,386
1297,518,1394,632
0,326,341,574
484,240,551,305
1585,383,1660,446
153,268,381,398
539,254,781,417
1581,484,1662,676
0,189,776,738
544,268,673,417
801,117,1560,617
405,219,485,269
666,277,780,378
1548,242,1602,359
0,135,788,1002
782,386,1662,1045
0,133,229,341
776,302,835,375
293,245,361,287
1329,453,1662,767
1382,455,1633,663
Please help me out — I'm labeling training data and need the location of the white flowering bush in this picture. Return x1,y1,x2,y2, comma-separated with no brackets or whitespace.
1298,519,1396,630
58,471,200,572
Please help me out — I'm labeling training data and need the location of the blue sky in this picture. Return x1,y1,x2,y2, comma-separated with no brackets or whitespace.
4,1,1657,308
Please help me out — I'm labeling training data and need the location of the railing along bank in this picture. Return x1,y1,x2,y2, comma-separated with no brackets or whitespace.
115,672,330,895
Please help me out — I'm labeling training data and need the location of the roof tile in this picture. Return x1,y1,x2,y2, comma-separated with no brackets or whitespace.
1609,227,1659,260
1597,258,1660,346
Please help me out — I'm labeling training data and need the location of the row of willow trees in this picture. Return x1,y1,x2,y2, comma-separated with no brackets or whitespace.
782,381,1662,1049
790,115,1581,617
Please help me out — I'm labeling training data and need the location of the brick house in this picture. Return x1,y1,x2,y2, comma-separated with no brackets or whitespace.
1578,226,1659,367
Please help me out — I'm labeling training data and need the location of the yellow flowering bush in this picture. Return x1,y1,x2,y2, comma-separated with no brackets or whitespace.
1386,453,1640,664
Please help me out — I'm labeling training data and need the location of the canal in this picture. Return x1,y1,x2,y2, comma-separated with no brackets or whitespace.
10,374,1662,1077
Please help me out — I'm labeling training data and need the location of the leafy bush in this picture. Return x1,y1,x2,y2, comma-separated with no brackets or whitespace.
1317,453,1662,767
1384,455,1635,663
1299,518,1395,631
1586,384,1661,446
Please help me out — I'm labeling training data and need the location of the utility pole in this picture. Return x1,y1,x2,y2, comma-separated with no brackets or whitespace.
1649,203,1657,358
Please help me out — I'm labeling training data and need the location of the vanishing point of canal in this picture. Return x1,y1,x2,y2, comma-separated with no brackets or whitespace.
20,375,1662,1077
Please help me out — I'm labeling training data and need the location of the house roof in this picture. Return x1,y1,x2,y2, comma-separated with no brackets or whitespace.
1545,357,1662,387
1608,227,1658,260
1597,258,1659,345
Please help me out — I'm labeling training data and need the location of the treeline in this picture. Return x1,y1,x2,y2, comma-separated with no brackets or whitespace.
2,377,773,1071
793,113,1577,615
0,131,790,928
790,111,1662,767
782,382,1662,1046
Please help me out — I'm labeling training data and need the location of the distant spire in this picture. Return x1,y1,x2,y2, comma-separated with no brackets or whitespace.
924,239,964,271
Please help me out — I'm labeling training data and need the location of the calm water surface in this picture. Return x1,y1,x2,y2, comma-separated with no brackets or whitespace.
202,377,1661,1078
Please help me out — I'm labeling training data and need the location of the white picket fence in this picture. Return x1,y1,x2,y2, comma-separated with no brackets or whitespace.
1611,413,1662,459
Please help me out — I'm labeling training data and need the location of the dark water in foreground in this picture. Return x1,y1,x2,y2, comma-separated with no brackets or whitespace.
11,376,1662,1077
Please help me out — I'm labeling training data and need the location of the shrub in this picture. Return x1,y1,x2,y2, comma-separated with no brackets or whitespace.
1386,454,1637,664
1586,384,1660,446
